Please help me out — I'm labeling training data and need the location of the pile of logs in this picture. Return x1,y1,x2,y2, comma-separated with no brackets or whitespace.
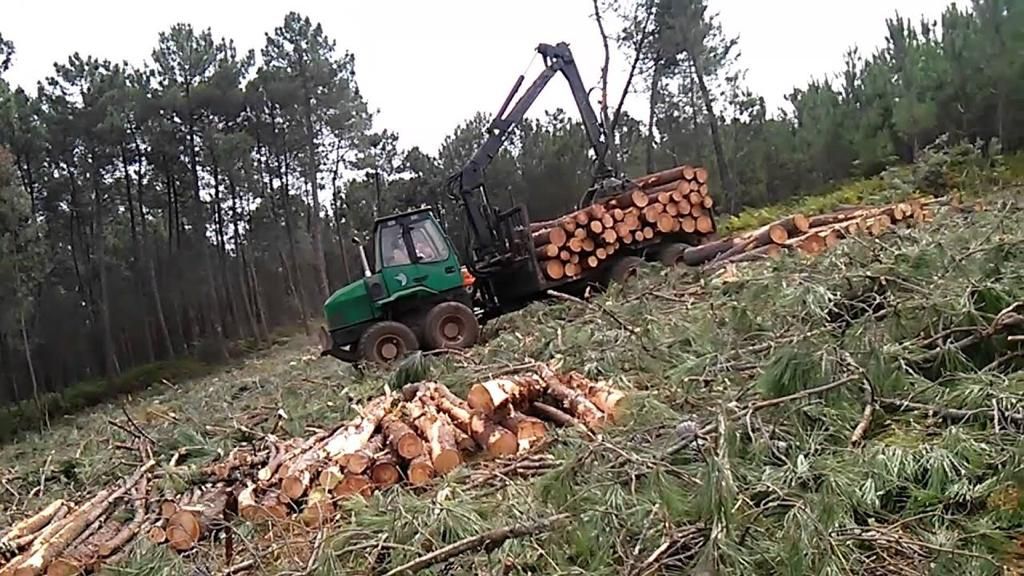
0,366,625,576
682,198,938,270
532,164,717,281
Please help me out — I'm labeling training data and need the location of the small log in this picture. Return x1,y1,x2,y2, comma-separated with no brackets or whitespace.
682,237,744,266
500,413,547,450
635,165,687,189
614,188,650,209
530,402,576,427
691,205,705,219
536,244,559,259
677,199,691,215
257,490,288,521
1,501,67,548
595,247,608,260
589,203,607,220
46,520,122,576
694,167,708,183
702,194,714,209
407,455,435,486
569,253,580,264
543,260,565,281
633,230,644,242
561,219,577,234
562,372,627,421
657,214,676,234
688,191,702,205
601,214,614,229
96,477,147,557
346,435,384,475
573,211,590,226
559,250,571,262
696,215,714,234
573,227,587,239
370,448,402,488
11,461,154,576
299,487,334,528
787,232,826,255
656,191,672,205
682,165,696,180
680,217,697,233
568,237,584,253
407,401,462,474
545,381,607,429
236,484,262,522
417,383,517,458
333,474,373,499
166,485,229,552
584,255,600,269
146,524,166,545
642,227,655,240
531,227,567,249
611,208,625,221
665,202,679,216
581,238,595,252
601,229,618,244
589,220,604,235
467,372,548,417
382,414,424,460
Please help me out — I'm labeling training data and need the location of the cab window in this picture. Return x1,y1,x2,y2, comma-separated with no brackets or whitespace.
408,219,449,263
379,224,411,268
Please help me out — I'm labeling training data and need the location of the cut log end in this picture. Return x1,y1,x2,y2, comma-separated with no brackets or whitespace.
543,260,565,281
407,455,435,486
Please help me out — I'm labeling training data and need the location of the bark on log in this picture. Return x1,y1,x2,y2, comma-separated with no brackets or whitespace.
321,395,394,461
166,485,228,552
545,382,607,429
466,373,548,416
370,448,402,488
635,166,688,189
417,384,517,458
345,435,384,475
500,413,547,449
407,455,435,486
683,237,745,266
562,373,627,421
45,520,122,576
382,415,424,460
298,487,334,528
1,501,67,548
528,225,569,248
529,402,577,427
10,460,154,576
407,401,462,474
614,189,650,209
536,244,559,259
96,477,147,557
710,244,783,270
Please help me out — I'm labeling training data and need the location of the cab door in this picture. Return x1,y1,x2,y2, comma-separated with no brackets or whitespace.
404,212,463,293
375,218,421,297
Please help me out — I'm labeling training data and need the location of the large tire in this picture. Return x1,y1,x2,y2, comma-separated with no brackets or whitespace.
658,242,691,267
607,256,644,285
357,321,419,364
423,302,480,350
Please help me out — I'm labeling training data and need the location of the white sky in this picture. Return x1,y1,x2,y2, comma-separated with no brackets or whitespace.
3,0,952,154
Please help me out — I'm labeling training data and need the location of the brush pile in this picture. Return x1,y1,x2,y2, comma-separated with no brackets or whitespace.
683,198,939,270
532,164,717,280
0,365,625,575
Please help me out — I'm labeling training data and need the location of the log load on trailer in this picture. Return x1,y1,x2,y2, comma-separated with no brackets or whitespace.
319,42,717,363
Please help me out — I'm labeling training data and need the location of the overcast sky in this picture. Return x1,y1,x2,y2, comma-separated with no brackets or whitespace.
3,0,952,153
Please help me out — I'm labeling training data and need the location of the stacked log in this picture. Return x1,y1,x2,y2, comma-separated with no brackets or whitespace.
2,366,628,576
533,164,717,281
683,199,937,271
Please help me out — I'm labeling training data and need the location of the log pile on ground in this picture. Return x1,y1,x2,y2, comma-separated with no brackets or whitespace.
532,164,717,281
0,366,625,575
683,198,939,271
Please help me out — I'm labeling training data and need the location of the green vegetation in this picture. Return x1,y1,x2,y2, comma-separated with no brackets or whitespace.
1,171,1020,574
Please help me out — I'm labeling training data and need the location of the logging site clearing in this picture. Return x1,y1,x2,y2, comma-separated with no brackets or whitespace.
1,155,1024,575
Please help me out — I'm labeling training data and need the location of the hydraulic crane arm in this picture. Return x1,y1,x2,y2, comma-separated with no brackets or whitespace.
450,42,617,269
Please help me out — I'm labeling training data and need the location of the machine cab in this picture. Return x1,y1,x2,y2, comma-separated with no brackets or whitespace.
369,208,464,302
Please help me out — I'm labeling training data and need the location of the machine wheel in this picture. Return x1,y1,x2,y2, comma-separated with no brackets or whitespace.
423,302,480,350
357,321,419,364
658,242,690,267
607,256,644,285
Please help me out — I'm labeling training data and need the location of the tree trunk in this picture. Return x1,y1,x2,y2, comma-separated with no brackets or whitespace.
277,150,310,335
690,57,735,205
304,109,329,303
646,58,663,174
19,309,39,413
91,168,119,378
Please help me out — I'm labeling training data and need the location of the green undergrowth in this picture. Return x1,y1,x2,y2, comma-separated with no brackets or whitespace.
2,184,1023,575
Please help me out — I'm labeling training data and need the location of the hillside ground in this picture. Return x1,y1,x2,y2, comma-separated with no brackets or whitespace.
1,158,1023,575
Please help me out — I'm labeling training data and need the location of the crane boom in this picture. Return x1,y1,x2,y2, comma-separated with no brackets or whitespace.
449,42,621,273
